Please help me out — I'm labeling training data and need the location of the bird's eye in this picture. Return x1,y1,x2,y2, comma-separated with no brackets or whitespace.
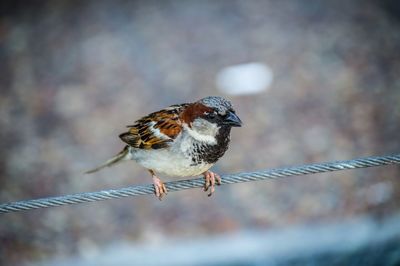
206,112,217,119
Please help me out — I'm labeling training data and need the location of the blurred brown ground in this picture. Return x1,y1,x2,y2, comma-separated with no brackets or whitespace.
0,0,399,265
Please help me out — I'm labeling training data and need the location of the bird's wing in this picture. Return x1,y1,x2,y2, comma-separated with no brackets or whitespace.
119,104,189,149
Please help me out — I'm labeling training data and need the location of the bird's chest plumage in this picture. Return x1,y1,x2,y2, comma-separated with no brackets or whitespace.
187,127,231,165
129,126,231,177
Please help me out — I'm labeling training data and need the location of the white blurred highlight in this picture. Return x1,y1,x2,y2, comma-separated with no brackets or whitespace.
216,62,273,95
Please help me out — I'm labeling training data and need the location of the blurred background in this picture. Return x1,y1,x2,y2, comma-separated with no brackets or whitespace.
1,0,400,265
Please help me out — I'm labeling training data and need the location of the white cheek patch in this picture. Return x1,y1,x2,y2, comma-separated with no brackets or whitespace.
183,124,217,144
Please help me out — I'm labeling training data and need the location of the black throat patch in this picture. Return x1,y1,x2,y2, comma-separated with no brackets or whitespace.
190,126,232,165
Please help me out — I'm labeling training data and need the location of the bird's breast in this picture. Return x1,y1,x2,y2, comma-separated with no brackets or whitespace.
182,125,231,165
129,144,213,177
129,126,231,177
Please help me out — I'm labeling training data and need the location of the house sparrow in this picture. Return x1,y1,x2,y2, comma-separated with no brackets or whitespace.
85,96,242,199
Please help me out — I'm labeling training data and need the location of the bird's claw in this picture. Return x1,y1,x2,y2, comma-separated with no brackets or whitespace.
203,171,221,197
152,176,167,200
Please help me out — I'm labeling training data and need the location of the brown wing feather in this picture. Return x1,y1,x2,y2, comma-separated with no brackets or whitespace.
119,104,188,150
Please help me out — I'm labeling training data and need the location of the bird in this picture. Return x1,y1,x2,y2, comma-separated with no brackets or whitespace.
85,96,242,200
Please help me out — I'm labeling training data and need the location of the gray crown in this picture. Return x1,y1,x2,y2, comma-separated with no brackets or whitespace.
199,96,233,115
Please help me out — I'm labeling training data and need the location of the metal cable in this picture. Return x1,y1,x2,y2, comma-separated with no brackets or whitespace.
1,154,399,214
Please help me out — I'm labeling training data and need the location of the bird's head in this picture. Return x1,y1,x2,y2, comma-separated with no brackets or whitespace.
181,96,242,143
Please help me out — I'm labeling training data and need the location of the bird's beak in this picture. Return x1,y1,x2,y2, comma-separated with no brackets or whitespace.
223,111,242,127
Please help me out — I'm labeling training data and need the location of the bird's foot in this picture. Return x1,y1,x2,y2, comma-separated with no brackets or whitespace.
150,171,167,200
203,170,221,197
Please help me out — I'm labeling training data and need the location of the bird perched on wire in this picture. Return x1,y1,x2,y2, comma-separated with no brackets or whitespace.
85,96,242,200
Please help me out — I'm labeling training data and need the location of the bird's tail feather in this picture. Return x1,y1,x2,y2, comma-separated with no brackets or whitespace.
85,146,130,174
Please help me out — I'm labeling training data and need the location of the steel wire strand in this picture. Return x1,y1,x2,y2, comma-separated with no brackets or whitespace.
1,154,399,214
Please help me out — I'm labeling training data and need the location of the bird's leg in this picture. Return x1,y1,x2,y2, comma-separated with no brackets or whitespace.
203,170,221,197
149,170,167,200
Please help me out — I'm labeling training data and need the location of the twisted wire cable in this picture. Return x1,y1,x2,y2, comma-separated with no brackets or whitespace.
1,154,399,214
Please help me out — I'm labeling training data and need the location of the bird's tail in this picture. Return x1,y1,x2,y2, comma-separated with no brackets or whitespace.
85,146,130,174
